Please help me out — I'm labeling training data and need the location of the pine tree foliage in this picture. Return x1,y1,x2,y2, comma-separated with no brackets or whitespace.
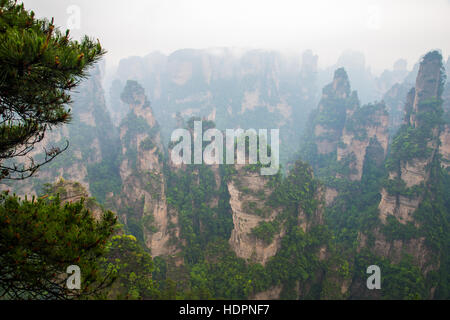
0,190,117,299
0,0,105,180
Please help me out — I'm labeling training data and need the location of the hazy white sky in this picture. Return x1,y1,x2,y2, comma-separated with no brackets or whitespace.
21,0,450,73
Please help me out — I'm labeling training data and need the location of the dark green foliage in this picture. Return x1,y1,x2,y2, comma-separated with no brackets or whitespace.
269,161,319,212
381,216,419,241
163,158,333,300
87,160,122,204
354,251,427,300
140,137,155,151
257,162,332,298
0,191,117,299
345,103,387,141
299,70,359,178
386,98,443,172
166,163,234,264
411,158,450,298
0,0,105,179
126,217,145,244
120,80,149,107
325,138,387,248
251,221,280,244
98,233,185,300
119,111,159,172
188,240,257,299
99,234,159,299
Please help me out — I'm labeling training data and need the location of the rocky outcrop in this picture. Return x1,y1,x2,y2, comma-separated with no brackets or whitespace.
117,80,178,257
409,54,443,128
440,60,450,170
358,230,434,275
324,188,338,206
378,52,444,226
46,179,104,221
251,286,282,300
312,68,356,156
378,189,420,224
227,167,284,265
305,68,389,193
366,52,447,283
439,125,450,169
227,160,327,269
337,103,389,181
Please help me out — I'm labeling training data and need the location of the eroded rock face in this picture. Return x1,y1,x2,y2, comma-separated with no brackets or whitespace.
306,69,389,190
400,158,431,188
251,286,282,300
227,169,283,265
367,52,446,284
410,54,442,128
48,179,104,221
378,53,443,227
331,68,351,99
439,125,450,169
324,188,338,206
337,104,389,181
315,123,341,155
358,230,434,275
312,69,355,156
117,81,178,257
378,189,420,224
227,162,326,269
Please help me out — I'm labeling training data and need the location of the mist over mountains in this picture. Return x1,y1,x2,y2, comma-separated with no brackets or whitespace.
3,41,450,299
104,48,424,166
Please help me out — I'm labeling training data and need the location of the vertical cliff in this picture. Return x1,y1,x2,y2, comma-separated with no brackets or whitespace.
439,125,450,170
164,118,229,265
357,52,448,297
309,68,356,156
379,52,444,227
227,165,285,265
337,103,389,181
116,80,178,257
301,68,389,201
225,156,349,300
440,57,450,170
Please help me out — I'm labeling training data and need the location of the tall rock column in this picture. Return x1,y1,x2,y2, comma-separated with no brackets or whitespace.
370,51,446,277
302,68,389,204
117,80,178,257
